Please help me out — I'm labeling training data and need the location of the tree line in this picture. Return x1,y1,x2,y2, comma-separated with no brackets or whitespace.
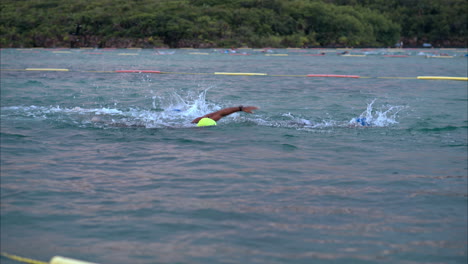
0,0,466,48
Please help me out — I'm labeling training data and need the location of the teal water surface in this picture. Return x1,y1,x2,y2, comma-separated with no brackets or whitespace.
1,48,467,264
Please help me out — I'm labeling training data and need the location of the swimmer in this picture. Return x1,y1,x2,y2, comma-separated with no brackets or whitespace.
191,106,259,127
352,117,371,127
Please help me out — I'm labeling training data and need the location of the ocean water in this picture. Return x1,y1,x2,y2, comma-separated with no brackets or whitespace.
1,48,467,264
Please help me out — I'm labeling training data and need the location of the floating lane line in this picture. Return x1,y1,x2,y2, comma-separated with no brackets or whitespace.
25,68,69,71
342,54,366,57
376,77,417,79
214,72,268,76
159,71,212,75
383,55,409,57
307,74,360,78
1,68,467,81
117,53,139,56
50,256,97,264
1,69,29,71
115,70,161,74
425,56,454,58
417,76,468,81
265,54,288,56
83,71,115,73
1,252,48,264
1,252,97,264
269,74,308,77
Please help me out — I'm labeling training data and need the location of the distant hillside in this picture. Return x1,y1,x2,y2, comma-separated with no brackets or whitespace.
0,0,466,48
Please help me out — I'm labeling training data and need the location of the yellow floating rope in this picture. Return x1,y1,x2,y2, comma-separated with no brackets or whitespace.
417,76,468,81
1,253,97,264
1,252,48,264
50,256,97,264
0,69,467,81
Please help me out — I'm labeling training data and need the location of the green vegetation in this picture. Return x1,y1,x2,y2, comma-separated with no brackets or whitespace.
0,0,466,48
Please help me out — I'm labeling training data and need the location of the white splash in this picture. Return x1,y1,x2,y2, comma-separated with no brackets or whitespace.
349,99,406,127
0,88,221,128
1,95,405,129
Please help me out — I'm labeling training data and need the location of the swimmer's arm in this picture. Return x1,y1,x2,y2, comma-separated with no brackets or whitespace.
191,116,204,124
191,106,259,123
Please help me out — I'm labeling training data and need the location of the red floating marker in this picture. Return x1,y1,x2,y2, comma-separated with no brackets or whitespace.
115,70,161,74
307,74,360,78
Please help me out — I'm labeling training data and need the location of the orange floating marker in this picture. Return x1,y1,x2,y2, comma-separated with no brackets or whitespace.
307,74,360,78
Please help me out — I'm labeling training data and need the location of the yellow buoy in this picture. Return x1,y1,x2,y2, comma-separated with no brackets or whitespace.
417,76,467,81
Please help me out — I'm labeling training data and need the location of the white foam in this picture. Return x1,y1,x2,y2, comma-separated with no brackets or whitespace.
1,95,405,130
349,99,406,127
0,88,225,128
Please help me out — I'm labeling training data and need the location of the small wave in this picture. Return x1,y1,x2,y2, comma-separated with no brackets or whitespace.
0,132,29,139
1,96,405,130
23,80,47,87
415,125,464,132
252,100,405,130
0,89,223,129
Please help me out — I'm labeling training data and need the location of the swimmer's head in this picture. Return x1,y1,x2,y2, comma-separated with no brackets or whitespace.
356,117,370,126
197,118,217,127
